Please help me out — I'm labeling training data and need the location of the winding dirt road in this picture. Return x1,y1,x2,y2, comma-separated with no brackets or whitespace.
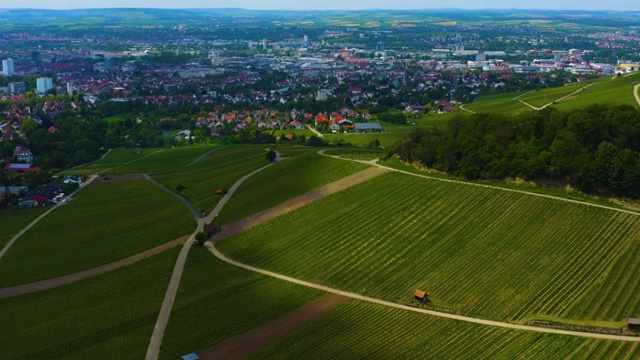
634,83,640,108
144,151,283,360
197,149,640,343
206,244,640,342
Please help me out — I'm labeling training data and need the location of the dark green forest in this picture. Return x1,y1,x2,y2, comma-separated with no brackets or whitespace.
393,104,640,198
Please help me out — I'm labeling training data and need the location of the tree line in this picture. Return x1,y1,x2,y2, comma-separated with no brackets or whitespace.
392,104,640,198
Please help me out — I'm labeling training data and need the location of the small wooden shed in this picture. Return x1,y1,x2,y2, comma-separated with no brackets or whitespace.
414,290,428,304
628,318,640,330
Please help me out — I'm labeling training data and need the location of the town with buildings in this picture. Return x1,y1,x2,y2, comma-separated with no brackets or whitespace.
1,8,640,207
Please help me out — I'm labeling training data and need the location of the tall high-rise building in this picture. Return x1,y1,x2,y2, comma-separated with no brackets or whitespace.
376,41,384,52
262,38,268,50
2,58,15,76
36,77,53,94
67,82,74,95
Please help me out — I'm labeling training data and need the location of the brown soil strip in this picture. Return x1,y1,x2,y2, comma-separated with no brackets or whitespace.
211,166,387,241
92,174,146,183
198,293,349,360
0,235,188,299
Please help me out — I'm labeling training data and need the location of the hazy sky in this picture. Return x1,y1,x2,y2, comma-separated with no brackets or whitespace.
4,1,639,11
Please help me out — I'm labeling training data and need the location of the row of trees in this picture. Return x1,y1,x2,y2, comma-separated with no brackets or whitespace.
393,104,640,198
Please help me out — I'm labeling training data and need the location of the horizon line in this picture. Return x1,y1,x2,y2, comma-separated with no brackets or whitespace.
1,7,639,12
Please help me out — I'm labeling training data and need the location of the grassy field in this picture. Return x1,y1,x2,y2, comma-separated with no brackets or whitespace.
155,147,269,212
159,249,325,360
518,82,592,108
249,301,594,359
463,92,531,113
551,73,640,111
464,73,640,115
0,180,195,287
0,207,47,249
219,171,640,325
215,151,371,225
0,248,178,360
66,148,160,176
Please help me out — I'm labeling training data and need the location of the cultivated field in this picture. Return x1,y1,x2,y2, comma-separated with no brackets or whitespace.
159,250,325,360
463,92,531,113
154,146,269,211
68,148,160,175
215,151,370,225
110,145,218,175
0,248,178,360
0,207,47,249
465,73,640,115
323,148,383,161
219,171,640,325
0,179,195,287
248,301,597,359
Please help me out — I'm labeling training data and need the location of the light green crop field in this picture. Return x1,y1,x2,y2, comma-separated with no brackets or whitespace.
0,207,47,249
461,74,640,114
111,145,218,175
0,248,178,360
159,249,325,360
463,92,532,113
215,151,370,225
0,180,195,287
551,73,640,110
155,148,269,211
67,148,160,176
219,171,640,325
249,301,605,359
518,81,593,108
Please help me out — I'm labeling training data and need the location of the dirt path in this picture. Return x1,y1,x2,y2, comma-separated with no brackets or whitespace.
459,104,476,114
186,147,223,167
634,83,640,108
209,167,387,242
144,174,202,219
308,126,324,138
0,174,98,262
206,244,640,342
145,150,283,360
198,294,348,360
0,236,187,299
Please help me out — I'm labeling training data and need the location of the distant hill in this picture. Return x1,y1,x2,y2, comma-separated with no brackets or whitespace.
0,8,201,22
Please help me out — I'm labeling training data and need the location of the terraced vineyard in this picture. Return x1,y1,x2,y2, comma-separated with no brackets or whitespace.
159,250,324,359
0,179,195,287
215,151,370,224
219,171,640,324
0,249,178,360
248,301,596,359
